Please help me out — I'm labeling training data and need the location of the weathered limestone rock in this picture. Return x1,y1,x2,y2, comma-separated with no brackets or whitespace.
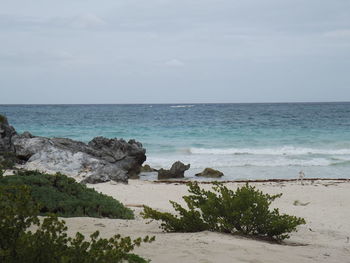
157,161,190,179
0,114,146,183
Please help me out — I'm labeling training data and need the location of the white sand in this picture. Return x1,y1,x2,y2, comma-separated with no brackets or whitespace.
62,180,350,263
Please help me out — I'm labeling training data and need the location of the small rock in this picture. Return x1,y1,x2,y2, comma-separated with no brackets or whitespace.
158,161,190,179
195,168,224,178
140,164,157,173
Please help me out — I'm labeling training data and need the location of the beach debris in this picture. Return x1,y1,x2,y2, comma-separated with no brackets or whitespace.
298,171,305,185
195,167,224,178
157,161,190,179
125,204,144,208
323,182,338,187
0,114,146,184
293,200,310,206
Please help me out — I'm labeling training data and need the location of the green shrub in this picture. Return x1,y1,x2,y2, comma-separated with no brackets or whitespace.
0,170,134,219
0,185,154,263
143,182,305,241
143,201,208,232
0,152,17,169
0,114,6,123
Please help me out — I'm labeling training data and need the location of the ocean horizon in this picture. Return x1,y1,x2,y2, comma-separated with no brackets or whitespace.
1,102,350,180
1,101,349,105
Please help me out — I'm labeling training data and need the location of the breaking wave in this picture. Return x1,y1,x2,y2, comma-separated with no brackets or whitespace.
148,152,350,168
170,105,195,108
146,146,350,169
189,146,350,156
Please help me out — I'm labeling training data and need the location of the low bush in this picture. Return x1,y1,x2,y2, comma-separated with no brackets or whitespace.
143,182,305,241
0,170,133,219
0,185,154,263
0,152,17,169
0,114,6,123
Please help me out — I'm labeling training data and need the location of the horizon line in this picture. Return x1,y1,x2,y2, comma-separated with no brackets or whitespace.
1,101,350,106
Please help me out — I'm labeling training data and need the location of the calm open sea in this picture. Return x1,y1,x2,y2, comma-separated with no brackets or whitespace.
1,103,350,180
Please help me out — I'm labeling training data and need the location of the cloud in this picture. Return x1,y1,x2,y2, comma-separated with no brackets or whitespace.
1,0,350,103
324,29,350,38
164,59,185,67
0,13,107,31
70,13,107,29
0,50,76,68
0,14,47,30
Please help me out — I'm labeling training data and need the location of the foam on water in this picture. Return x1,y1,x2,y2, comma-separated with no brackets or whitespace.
170,105,195,108
147,153,350,169
189,146,350,155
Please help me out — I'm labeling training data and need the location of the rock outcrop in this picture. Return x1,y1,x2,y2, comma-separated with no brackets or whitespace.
195,168,224,178
140,164,157,173
157,161,190,179
0,115,17,154
0,115,18,167
0,114,146,183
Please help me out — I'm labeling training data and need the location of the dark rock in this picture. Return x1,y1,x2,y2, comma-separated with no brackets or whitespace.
158,161,190,179
81,167,128,184
140,164,157,173
0,115,18,168
87,137,146,178
0,114,146,183
128,174,140,180
0,114,17,153
195,168,224,178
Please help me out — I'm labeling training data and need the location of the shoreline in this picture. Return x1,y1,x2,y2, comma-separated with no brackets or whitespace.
152,177,350,184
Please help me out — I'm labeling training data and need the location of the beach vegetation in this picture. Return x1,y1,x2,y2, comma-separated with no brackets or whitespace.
0,170,134,219
0,114,6,123
0,185,154,263
0,152,17,169
143,182,305,241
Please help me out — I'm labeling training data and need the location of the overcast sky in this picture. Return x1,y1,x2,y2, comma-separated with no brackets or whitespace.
1,0,350,104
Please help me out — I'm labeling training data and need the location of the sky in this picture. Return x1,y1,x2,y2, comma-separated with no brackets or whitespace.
0,0,350,104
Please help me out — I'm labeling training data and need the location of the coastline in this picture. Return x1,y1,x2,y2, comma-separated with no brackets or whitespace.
3,103,350,181
153,177,350,184
1,107,350,261
60,179,350,263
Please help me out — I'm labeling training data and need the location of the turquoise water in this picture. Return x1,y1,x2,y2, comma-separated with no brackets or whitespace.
1,103,350,180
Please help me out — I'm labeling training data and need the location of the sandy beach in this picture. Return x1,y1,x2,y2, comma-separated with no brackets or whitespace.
60,179,350,263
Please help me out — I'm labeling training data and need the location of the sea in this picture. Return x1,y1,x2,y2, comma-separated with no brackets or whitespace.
1,103,350,180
